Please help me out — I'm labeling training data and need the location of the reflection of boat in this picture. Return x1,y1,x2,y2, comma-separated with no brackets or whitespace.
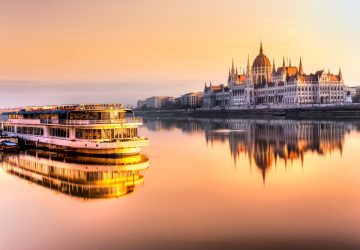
0,150,149,199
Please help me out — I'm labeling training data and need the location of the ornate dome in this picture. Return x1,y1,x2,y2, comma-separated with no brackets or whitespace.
252,42,271,68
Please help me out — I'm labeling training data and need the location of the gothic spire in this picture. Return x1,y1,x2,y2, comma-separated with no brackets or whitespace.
272,58,276,74
260,40,263,54
247,55,251,72
231,58,236,76
299,57,304,75
282,56,286,74
289,58,292,67
339,67,343,80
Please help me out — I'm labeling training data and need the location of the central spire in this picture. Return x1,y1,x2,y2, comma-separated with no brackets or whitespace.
260,40,263,54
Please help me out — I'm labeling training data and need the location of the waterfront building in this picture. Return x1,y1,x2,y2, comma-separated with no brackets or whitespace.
136,100,146,109
139,96,175,109
203,83,230,109
204,42,346,109
346,86,358,98
145,96,161,109
180,92,203,108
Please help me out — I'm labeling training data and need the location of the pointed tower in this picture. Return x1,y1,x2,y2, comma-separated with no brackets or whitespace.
260,40,264,54
231,58,235,75
339,67,343,81
282,57,287,81
272,58,276,75
282,57,286,73
299,57,304,75
247,55,251,74
289,59,292,67
246,54,253,85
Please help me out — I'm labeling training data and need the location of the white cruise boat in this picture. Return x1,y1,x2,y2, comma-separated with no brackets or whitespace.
1,104,148,156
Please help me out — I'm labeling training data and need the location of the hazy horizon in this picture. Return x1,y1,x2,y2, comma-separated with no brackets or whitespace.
1,0,359,107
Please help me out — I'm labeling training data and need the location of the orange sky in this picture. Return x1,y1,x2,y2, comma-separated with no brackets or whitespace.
0,0,359,106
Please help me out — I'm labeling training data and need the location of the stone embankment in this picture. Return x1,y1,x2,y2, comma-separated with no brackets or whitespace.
136,104,360,120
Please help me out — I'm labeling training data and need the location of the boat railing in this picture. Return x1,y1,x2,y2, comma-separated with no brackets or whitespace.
40,117,143,125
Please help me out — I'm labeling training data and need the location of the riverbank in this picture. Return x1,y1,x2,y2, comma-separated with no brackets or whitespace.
135,104,360,120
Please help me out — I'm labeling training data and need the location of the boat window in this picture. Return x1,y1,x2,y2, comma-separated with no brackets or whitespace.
3,125,15,132
16,126,44,136
75,127,138,140
50,128,69,138
69,111,126,120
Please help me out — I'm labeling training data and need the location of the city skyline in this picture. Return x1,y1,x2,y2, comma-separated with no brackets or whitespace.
0,0,359,107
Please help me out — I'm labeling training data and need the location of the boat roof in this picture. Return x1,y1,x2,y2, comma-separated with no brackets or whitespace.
2,104,133,116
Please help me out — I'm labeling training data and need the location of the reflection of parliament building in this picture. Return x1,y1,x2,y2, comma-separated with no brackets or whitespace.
0,150,149,199
205,120,347,180
203,42,346,109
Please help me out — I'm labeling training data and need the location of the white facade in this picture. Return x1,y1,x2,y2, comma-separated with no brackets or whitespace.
216,42,347,109
144,96,174,109
203,84,230,109
180,92,203,108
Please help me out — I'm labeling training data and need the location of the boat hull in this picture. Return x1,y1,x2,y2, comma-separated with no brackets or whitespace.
15,135,149,156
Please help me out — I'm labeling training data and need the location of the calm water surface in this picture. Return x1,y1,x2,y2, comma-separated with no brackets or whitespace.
0,118,360,250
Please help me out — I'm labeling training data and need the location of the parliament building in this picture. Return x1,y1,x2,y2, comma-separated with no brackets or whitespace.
203,42,347,109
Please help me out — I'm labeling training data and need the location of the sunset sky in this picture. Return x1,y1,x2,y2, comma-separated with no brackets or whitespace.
0,0,359,107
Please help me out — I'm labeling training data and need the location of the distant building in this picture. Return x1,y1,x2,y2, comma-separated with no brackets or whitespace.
227,42,346,108
136,100,146,109
346,86,358,98
202,41,347,109
180,92,203,108
203,83,230,109
145,97,161,109
137,96,175,109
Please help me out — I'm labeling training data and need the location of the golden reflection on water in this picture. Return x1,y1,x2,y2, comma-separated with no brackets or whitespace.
0,150,149,199
205,120,346,182
0,118,359,249
144,119,352,182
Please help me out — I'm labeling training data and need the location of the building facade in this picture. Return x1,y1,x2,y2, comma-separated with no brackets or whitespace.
204,42,346,109
137,96,175,109
203,83,230,109
180,92,203,108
